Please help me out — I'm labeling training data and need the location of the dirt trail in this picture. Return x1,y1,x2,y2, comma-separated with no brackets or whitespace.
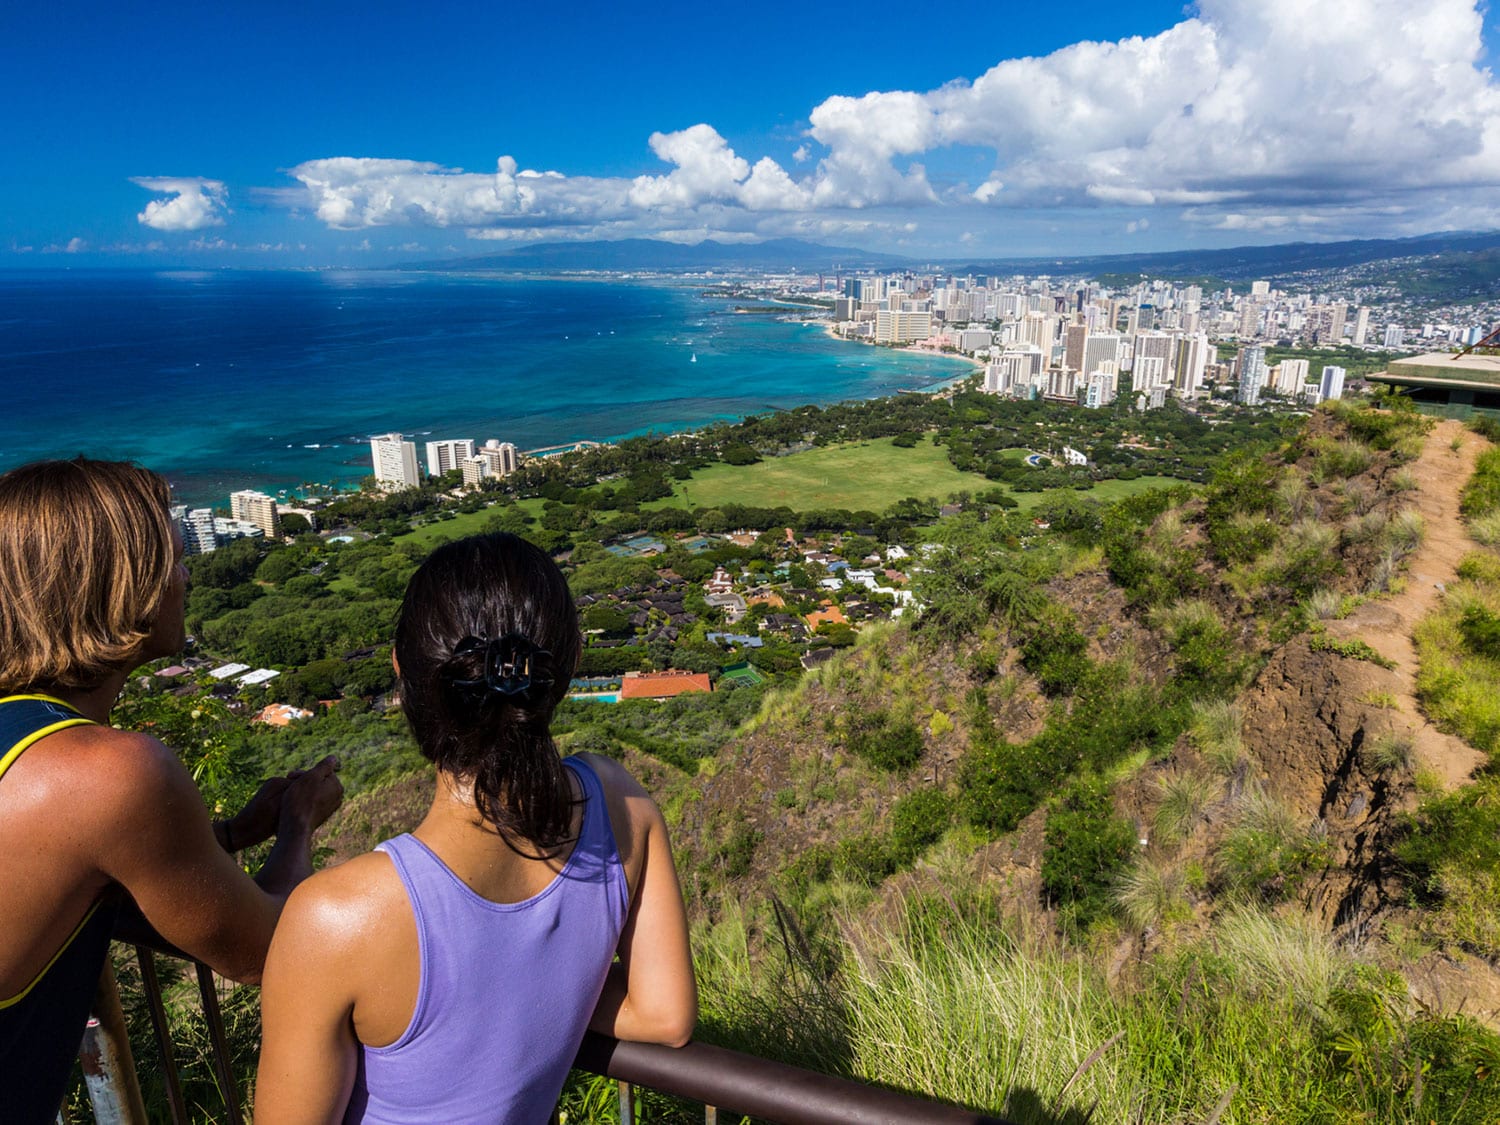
1330,417,1487,789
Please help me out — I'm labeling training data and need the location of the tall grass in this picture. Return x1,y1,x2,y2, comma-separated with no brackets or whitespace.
1213,905,1354,1011
1115,856,1190,931
1190,699,1246,775
696,893,1500,1124
1153,768,1221,840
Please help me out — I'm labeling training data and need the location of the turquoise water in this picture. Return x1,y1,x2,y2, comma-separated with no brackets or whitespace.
0,270,972,506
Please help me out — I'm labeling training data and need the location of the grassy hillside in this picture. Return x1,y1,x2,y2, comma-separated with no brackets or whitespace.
655,400,1500,1123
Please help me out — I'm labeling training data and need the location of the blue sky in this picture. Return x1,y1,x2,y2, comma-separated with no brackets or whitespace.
4,0,1499,266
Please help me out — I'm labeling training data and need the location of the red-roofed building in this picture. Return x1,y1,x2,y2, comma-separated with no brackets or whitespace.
804,603,848,631
252,703,313,727
619,670,712,700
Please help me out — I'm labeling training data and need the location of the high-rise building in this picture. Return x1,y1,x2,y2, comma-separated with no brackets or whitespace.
230,490,281,538
1237,299,1264,338
478,440,520,478
1172,333,1212,398
1063,324,1089,371
1082,333,1120,377
1352,306,1371,346
1133,355,1168,389
985,346,1044,396
1384,324,1405,348
426,438,476,478
1131,331,1174,368
874,309,933,344
172,505,219,555
1320,365,1346,402
1274,358,1310,397
370,433,421,490
1084,371,1118,408
461,456,488,488
1237,345,1266,406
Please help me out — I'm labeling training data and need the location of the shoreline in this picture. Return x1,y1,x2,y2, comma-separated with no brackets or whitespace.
6,271,981,508
818,320,985,391
265,321,982,507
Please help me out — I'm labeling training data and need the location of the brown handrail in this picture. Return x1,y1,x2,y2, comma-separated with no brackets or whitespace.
575,1032,1014,1125
97,949,1016,1125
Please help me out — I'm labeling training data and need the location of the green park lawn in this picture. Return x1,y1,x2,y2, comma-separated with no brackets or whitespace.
394,497,548,548
648,437,1189,513
648,437,994,512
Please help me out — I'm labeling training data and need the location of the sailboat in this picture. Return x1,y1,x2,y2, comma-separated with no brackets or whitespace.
690,353,697,363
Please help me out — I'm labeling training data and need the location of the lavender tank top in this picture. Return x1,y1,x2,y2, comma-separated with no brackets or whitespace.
346,756,631,1124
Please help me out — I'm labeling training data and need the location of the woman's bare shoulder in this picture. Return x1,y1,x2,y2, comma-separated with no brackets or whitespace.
571,751,649,800
275,851,406,956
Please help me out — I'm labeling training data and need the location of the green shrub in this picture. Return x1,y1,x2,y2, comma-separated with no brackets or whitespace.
1458,603,1500,659
1469,415,1500,442
1153,600,1245,698
1114,857,1189,931
1209,511,1280,566
833,832,901,884
1456,551,1500,584
890,788,952,863
1469,511,1500,547
712,819,763,879
1216,790,1326,900
847,711,924,772
1309,632,1397,668
1311,438,1375,478
1396,776,1500,894
1019,604,1091,695
1460,447,1500,519
959,733,1056,836
1041,775,1137,932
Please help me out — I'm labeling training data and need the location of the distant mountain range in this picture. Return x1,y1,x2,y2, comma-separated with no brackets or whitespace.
939,229,1500,285
404,229,1500,290
401,237,907,273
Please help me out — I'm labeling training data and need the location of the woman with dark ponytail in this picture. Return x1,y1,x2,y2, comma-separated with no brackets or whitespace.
255,534,696,1124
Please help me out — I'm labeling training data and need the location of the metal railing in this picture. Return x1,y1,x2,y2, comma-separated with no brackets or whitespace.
78,945,1013,1125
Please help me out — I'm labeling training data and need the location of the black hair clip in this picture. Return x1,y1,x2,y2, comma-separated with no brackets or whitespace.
451,633,553,700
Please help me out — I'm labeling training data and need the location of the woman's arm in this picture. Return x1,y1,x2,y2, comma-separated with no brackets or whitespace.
253,871,365,1125
587,768,697,1048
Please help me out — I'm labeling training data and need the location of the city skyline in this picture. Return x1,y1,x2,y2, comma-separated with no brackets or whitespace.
5,0,1500,266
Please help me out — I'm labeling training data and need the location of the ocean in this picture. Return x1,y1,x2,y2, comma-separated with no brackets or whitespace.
0,270,972,507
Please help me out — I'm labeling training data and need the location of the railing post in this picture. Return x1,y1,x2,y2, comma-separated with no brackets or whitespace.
78,961,149,1124
195,962,245,1125
134,945,189,1125
619,1079,636,1123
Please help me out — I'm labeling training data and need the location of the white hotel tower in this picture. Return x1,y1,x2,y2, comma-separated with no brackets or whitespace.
370,433,421,490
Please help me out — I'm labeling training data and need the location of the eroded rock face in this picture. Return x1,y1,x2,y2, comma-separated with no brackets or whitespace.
1239,637,1408,927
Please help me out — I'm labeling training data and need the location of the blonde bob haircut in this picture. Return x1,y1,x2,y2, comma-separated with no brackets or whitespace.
0,458,178,694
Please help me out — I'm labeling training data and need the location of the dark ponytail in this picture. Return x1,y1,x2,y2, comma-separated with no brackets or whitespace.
394,534,581,850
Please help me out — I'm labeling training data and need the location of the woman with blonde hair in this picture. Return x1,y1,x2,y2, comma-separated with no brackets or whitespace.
256,532,695,1124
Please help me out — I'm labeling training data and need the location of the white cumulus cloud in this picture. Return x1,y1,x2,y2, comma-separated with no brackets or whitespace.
132,177,229,231
271,0,1500,246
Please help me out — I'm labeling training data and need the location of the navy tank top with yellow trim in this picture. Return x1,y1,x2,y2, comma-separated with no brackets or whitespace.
0,695,121,1124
